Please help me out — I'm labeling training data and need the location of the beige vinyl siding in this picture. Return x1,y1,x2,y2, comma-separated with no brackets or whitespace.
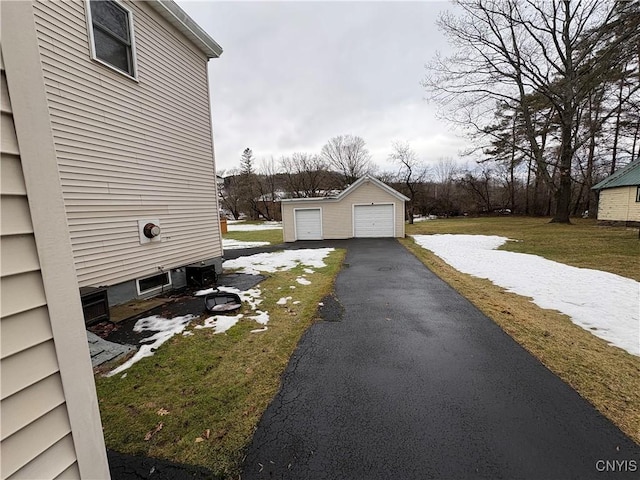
329,182,404,238
32,0,222,288
282,182,405,241
598,186,640,222
0,61,79,479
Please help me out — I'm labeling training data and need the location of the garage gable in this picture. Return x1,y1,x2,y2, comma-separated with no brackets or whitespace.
281,175,408,242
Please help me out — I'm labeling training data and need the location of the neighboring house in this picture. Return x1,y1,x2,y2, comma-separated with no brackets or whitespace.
592,160,640,227
281,175,409,242
1,0,222,477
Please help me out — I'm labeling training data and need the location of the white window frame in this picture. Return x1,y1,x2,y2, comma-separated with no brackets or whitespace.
85,0,138,80
136,271,172,296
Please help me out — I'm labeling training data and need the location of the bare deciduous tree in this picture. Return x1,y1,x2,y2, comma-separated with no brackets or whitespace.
219,168,242,220
255,157,281,221
321,134,373,185
280,153,331,198
424,0,639,223
388,141,429,224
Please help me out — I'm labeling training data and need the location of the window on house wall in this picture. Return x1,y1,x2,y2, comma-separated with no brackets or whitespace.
87,0,136,77
137,272,172,295
636,186,640,203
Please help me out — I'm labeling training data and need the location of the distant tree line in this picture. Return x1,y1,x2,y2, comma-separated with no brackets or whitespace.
219,136,588,222
423,0,640,223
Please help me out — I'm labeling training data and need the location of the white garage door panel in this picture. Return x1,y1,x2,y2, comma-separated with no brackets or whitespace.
354,204,394,238
295,209,322,240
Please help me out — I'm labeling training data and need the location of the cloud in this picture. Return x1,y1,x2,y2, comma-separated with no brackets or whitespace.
177,1,466,173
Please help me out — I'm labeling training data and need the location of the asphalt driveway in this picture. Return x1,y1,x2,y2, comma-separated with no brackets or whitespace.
241,238,640,479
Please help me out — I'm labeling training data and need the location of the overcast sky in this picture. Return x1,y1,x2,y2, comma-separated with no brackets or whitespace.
177,1,466,174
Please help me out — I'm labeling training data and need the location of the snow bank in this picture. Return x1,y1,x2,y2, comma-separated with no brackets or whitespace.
413,234,640,356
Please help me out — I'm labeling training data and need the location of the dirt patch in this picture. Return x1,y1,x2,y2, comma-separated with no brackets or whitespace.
316,293,344,322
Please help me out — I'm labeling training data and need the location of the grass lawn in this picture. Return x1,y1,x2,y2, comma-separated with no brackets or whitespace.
223,228,283,245
402,216,640,445
95,248,345,477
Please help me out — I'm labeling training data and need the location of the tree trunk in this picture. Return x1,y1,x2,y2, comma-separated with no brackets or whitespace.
610,71,625,174
551,125,573,224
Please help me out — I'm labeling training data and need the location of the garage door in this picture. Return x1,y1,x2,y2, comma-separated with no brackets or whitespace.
354,204,394,238
295,208,322,240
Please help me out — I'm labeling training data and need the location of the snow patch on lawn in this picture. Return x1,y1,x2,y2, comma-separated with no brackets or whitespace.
412,234,640,356
195,314,244,334
248,310,270,325
106,314,196,376
277,296,292,305
223,238,270,250
296,277,311,285
222,248,334,275
226,221,282,232
194,285,268,333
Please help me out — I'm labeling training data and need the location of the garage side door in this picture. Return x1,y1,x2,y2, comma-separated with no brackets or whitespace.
295,208,322,240
354,204,394,238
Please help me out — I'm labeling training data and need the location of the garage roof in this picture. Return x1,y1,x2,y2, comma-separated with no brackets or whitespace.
281,175,409,203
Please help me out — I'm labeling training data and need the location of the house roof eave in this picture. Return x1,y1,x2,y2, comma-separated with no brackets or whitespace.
147,0,223,59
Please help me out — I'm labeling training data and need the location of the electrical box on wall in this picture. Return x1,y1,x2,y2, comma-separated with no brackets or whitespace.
138,219,162,244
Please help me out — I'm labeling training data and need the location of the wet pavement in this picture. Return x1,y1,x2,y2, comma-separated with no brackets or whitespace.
241,238,640,479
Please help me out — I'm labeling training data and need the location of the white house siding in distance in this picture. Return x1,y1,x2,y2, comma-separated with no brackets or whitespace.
597,186,640,224
32,0,222,289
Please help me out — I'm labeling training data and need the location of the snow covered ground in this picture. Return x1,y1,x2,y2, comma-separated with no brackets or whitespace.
222,248,334,275
223,238,270,250
107,248,334,376
106,314,196,377
226,221,282,232
412,234,640,356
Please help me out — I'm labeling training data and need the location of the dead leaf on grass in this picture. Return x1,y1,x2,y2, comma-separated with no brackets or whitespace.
156,408,170,416
195,429,211,443
144,422,164,441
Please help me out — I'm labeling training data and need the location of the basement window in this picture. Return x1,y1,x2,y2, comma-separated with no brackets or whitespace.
86,0,137,78
137,272,171,295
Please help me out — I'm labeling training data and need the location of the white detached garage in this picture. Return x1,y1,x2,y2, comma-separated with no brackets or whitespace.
281,175,409,242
